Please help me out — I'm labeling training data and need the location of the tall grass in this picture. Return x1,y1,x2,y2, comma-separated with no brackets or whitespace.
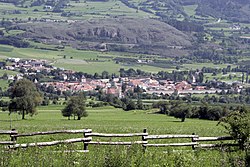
0,144,248,167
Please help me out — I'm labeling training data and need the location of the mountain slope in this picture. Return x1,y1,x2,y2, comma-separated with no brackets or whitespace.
14,18,193,56
196,0,250,22
127,0,250,22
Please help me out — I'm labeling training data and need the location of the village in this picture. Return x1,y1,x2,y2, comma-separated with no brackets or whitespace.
1,58,239,97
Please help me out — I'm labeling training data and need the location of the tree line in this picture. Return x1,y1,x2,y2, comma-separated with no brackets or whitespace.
152,100,249,122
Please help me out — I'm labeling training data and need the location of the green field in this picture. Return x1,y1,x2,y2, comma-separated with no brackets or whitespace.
0,44,174,74
181,63,236,70
183,5,198,16
1,105,247,166
0,105,224,135
0,70,19,90
0,79,8,90
0,0,153,21
0,43,244,76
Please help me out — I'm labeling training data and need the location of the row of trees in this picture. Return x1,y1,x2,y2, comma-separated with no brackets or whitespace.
0,36,30,48
98,93,145,111
153,101,249,122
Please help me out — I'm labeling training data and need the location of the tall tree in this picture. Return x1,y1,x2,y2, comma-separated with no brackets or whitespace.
8,79,43,119
62,93,87,120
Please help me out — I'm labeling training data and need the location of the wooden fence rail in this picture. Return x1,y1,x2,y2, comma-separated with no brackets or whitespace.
8,137,92,149
87,141,148,145
0,128,240,152
196,143,239,148
0,129,18,146
145,142,198,147
193,136,233,142
144,135,198,140
85,132,148,137
0,130,18,135
0,141,16,145
12,129,92,138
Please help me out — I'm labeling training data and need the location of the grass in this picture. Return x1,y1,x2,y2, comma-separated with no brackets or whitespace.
181,63,236,70
204,72,243,82
0,70,19,90
54,60,168,74
0,105,248,166
0,45,14,53
0,0,153,21
1,144,246,167
183,5,198,16
0,105,225,136
0,44,174,74
0,79,9,90
0,69,19,76
5,30,26,36
64,0,153,18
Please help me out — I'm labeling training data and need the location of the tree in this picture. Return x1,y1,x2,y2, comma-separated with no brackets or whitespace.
136,99,144,110
0,30,4,36
170,103,190,122
8,79,43,119
218,111,250,150
153,101,169,114
62,93,87,120
207,106,223,120
101,71,109,79
121,97,136,111
125,100,136,111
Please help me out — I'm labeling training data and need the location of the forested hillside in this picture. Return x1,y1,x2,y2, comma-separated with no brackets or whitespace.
196,0,250,23
123,0,250,23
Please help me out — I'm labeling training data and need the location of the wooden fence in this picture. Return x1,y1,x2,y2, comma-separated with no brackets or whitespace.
0,129,17,145
0,128,238,152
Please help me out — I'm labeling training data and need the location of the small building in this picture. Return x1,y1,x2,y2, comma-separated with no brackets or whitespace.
44,5,52,10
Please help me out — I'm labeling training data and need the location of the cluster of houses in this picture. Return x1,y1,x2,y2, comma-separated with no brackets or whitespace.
2,58,49,81
41,77,217,97
1,58,224,97
229,24,241,30
6,58,46,70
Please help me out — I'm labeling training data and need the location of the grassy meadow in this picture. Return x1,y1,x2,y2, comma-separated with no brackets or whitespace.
0,105,225,135
0,105,247,167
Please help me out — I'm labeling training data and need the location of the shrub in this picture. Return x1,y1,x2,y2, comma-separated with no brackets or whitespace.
219,111,250,150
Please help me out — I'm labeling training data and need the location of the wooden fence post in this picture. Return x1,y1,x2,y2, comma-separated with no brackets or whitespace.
142,128,147,152
10,129,17,142
191,133,196,150
83,130,89,152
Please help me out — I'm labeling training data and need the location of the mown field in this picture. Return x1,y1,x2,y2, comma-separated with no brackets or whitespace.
0,105,247,167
